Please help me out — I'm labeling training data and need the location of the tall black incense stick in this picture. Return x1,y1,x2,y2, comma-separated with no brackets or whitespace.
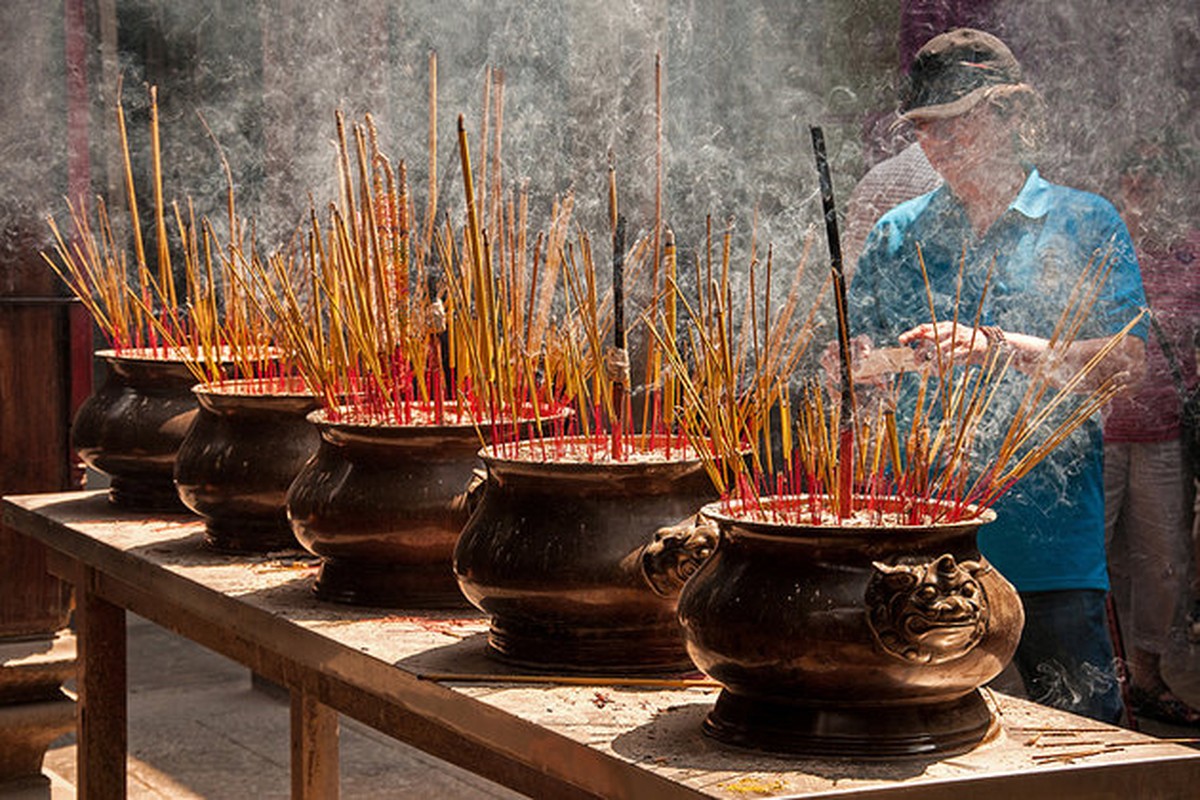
613,214,626,350
810,125,855,517
611,213,627,458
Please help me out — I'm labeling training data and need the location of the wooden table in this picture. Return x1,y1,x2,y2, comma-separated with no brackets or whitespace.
6,490,1200,799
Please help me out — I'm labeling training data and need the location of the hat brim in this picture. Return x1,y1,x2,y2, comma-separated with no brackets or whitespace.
900,85,993,123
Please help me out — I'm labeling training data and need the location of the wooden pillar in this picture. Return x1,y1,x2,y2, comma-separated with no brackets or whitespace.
290,689,339,800
75,573,127,800
0,0,93,791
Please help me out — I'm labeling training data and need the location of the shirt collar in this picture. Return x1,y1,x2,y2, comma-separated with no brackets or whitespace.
926,168,1051,223
1008,169,1052,219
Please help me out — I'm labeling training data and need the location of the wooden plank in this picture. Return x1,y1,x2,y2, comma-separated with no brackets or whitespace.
795,758,1200,799
75,565,126,800
291,689,339,800
85,561,693,800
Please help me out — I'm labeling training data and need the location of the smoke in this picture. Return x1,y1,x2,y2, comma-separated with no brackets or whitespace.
1002,0,1199,234
50,4,881,281
5,1,1195,349
1027,656,1122,715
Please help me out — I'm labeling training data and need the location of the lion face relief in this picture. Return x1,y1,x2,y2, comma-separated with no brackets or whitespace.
865,553,990,665
640,515,718,597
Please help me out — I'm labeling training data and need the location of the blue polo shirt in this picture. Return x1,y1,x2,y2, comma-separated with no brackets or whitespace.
849,169,1146,592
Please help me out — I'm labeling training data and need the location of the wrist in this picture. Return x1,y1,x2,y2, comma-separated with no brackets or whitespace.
980,325,1014,361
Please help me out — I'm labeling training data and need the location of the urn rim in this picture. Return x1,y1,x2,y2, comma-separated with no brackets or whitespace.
478,434,710,480
700,494,997,538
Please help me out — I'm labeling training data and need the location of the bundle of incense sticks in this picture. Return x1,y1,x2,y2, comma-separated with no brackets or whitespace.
259,64,594,434
645,223,826,490
657,237,1144,526
445,63,774,463
42,83,288,392
256,106,448,422
466,52,740,465
447,87,665,455
436,63,738,460
453,144,722,462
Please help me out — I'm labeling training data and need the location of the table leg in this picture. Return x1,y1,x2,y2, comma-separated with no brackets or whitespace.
76,566,126,799
291,688,338,799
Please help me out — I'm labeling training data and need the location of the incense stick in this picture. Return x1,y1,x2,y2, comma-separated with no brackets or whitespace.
810,125,855,518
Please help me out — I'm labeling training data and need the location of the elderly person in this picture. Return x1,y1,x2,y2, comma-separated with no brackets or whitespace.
847,28,1147,724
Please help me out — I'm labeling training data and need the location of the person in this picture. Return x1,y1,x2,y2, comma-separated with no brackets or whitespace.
844,0,998,275
1104,139,1200,726
841,138,941,277
846,28,1147,724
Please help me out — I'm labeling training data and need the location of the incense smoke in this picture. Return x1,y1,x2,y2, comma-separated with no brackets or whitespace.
5,1,1196,392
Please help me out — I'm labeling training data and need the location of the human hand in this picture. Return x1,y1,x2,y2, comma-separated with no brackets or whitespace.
820,334,878,389
898,322,992,366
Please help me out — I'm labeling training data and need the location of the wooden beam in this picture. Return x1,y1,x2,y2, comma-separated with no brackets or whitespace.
76,566,126,800
291,689,339,800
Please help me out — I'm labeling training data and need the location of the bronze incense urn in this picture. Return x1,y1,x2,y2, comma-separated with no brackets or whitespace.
453,438,719,674
678,496,1023,758
286,406,487,608
174,380,321,553
71,349,201,511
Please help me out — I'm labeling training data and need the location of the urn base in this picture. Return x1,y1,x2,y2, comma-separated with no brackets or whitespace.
487,617,695,676
109,476,187,513
313,558,470,609
203,518,299,554
703,688,996,759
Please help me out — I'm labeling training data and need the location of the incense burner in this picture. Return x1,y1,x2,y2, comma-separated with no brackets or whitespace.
453,439,718,674
174,380,320,553
71,349,202,511
286,407,489,607
677,496,1022,758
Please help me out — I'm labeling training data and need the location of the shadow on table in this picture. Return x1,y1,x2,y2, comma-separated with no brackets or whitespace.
126,526,312,569
609,703,936,783
230,573,491,630
124,533,378,625
394,629,514,676
123,525,494,633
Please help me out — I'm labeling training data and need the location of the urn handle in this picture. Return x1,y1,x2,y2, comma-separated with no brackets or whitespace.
865,553,991,665
452,467,490,519
640,514,718,597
